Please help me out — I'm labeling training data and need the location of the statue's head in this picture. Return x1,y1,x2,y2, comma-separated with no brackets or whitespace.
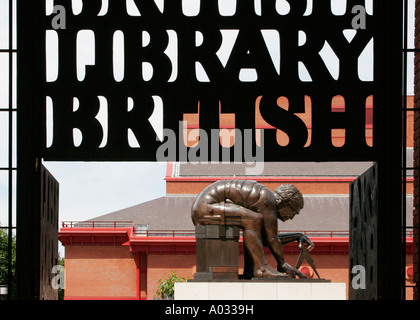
273,184,304,221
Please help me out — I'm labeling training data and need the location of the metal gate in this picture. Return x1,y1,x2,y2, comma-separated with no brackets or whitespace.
349,164,378,299
16,163,59,300
8,0,409,300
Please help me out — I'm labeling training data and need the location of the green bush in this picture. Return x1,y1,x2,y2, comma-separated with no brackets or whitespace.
155,271,188,300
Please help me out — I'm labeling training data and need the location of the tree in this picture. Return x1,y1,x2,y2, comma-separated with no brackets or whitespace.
0,227,16,299
1,227,64,300
155,271,188,300
57,254,65,300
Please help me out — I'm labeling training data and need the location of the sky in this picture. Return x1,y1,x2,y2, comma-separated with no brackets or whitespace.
0,0,416,241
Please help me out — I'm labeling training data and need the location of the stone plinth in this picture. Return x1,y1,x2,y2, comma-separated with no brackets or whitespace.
174,279,346,300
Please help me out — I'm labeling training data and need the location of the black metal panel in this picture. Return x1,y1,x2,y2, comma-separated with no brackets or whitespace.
349,160,403,300
16,0,400,162
349,163,378,300
16,163,59,300
39,165,59,300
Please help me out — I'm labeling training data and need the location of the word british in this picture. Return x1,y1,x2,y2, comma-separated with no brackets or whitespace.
44,0,377,162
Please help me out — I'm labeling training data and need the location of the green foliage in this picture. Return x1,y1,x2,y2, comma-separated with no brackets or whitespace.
57,255,65,300
1,227,64,300
155,271,188,300
0,228,16,298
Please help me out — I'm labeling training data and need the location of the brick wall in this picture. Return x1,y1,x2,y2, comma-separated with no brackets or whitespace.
64,246,138,299
414,0,420,301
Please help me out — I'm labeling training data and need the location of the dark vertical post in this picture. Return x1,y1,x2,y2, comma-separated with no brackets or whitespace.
413,0,420,301
350,1,404,300
401,0,409,301
16,1,45,299
374,0,403,300
7,0,14,301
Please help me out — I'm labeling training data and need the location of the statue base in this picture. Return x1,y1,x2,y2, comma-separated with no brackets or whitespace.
174,279,346,300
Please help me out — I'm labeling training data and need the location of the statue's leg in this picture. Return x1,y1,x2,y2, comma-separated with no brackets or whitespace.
242,246,254,279
208,203,285,278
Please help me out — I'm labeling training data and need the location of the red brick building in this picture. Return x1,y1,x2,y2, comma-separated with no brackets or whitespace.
59,147,415,299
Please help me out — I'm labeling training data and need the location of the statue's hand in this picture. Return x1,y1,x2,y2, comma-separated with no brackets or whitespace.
298,235,314,252
278,262,307,279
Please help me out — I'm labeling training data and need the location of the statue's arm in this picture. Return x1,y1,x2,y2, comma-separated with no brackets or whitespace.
261,211,286,265
262,214,306,278
278,233,304,246
278,232,314,251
